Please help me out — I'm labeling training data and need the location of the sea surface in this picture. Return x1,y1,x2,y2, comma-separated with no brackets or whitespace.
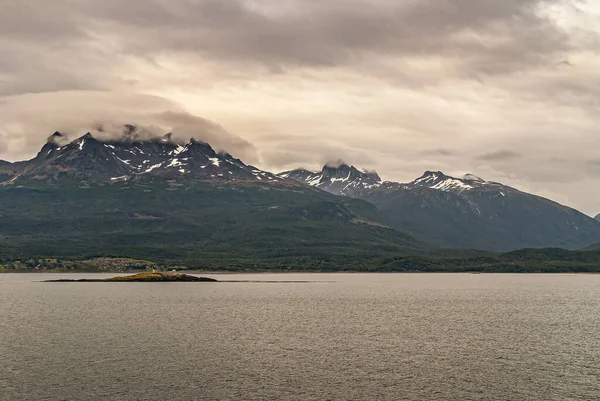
1,273,599,400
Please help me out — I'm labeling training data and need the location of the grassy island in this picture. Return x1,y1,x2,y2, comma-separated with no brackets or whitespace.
45,272,218,282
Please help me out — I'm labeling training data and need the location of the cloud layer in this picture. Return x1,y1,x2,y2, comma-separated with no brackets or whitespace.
1,0,600,214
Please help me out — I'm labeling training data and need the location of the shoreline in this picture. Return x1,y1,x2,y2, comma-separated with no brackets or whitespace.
2,270,599,275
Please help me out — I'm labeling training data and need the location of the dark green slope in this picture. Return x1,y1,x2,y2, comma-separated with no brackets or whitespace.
5,179,600,272
364,186,600,251
0,179,423,269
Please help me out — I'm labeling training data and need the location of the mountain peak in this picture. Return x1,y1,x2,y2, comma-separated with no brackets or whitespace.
360,168,381,183
414,171,447,183
280,162,382,196
412,171,502,194
46,131,67,146
324,159,349,169
413,171,476,192
49,131,64,140
422,170,445,177
320,161,381,183
123,124,137,136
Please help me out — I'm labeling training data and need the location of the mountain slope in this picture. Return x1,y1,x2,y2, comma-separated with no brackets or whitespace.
281,166,600,251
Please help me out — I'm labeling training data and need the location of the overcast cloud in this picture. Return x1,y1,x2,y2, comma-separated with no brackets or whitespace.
1,0,599,214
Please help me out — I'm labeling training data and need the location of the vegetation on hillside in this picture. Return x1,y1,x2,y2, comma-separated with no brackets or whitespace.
2,181,600,273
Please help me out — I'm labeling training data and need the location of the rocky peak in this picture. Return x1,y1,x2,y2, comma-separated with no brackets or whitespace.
5,130,284,185
279,161,382,196
321,161,381,184
413,171,477,192
47,131,66,145
410,171,508,195
362,169,382,183
37,132,68,159
322,161,353,178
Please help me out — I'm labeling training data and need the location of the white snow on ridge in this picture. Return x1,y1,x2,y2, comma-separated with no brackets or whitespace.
209,157,220,167
430,178,474,192
330,171,352,184
144,162,163,173
414,172,495,193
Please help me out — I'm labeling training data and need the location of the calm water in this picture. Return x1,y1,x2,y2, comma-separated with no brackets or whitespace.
1,273,599,400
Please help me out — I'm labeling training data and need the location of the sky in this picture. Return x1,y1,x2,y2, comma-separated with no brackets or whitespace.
1,0,599,214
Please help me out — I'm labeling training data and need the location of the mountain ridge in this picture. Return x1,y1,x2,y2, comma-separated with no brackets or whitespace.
1,129,286,185
281,164,600,251
3,129,600,253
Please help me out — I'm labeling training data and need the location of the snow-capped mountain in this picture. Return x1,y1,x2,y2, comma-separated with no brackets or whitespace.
1,128,284,184
4,131,600,252
282,163,600,251
279,162,382,196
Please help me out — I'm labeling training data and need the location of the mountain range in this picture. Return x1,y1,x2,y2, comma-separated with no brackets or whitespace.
0,127,423,271
280,164,600,251
2,126,600,271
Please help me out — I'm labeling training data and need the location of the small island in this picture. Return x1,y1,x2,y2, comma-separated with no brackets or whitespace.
45,272,218,282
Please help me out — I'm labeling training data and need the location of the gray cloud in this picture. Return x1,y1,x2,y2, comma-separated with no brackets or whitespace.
1,0,600,215
0,91,258,164
85,0,571,72
421,149,455,157
0,0,586,96
477,150,523,161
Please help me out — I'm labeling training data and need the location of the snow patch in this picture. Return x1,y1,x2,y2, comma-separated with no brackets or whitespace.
115,156,131,165
173,145,187,156
144,162,163,173
167,158,186,168
430,178,473,191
